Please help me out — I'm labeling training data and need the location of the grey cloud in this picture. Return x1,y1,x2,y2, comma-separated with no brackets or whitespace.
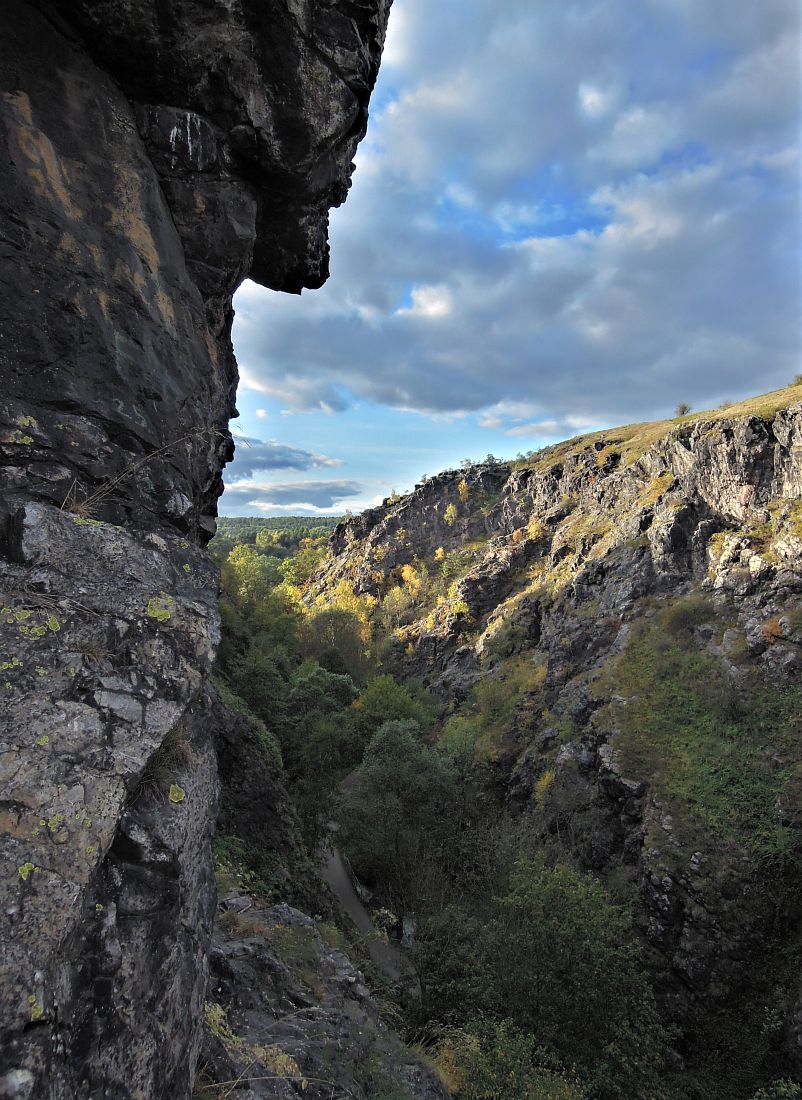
219,480,364,513
227,436,343,478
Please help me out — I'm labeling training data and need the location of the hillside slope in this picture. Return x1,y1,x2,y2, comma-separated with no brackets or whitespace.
313,387,802,1090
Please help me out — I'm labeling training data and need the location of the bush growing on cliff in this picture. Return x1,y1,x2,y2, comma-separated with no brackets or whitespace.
436,1018,586,1100
415,856,668,1100
659,592,714,636
381,584,415,630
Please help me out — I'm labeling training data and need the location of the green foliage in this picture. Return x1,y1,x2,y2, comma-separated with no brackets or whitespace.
214,678,282,768
338,720,458,907
277,663,359,847
607,615,802,862
416,856,668,1100
437,716,480,784
225,543,283,608
442,1018,586,1100
298,608,372,683
210,515,340,561
215,522,437,851
446,654,547,759
278,539,327,587
310,579,378,644
750,1082,802,1100
227,635,292,730
381,584,415,630
659,592,714,636
212,831,306,906
348,674,434,751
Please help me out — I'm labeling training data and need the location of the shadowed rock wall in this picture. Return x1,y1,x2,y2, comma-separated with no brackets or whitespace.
0,2,389,1096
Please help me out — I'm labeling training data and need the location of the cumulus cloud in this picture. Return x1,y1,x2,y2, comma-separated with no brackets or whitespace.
232,0,800,439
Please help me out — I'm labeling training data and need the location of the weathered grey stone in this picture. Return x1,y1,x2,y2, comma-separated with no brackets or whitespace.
200,900,447,1099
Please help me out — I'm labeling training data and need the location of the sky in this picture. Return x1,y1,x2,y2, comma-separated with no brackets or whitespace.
220,0,801,517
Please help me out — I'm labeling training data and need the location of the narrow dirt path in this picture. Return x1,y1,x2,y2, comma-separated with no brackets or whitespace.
320,843,413,984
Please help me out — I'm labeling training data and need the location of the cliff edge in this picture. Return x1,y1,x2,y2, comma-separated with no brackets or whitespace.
0,3,390,1096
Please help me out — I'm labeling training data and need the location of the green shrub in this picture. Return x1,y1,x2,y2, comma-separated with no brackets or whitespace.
348,674,434,749
338,720,458,907
607,620,802,861
659,592,714,635
441,1018,586,1100
214,678,282,768
416,857,668,1100
750,1083,802,1100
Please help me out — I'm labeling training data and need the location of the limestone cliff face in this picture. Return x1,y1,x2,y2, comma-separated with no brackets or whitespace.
314,395,802,1078
318,402,802,689
0,3,389,1097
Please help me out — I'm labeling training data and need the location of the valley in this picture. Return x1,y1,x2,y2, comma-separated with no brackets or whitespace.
203,386,802,1100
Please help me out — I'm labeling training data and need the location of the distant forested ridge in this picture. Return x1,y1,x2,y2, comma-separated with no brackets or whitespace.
212,516,343,558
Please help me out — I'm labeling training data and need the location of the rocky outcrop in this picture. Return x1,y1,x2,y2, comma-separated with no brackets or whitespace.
0,505,221,1098
200,900,446,1099
0,2,390,1096
2,0,389,533
317,404,802,691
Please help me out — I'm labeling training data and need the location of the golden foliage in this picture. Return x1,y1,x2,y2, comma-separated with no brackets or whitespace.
527,516,545,540
534,768,555,807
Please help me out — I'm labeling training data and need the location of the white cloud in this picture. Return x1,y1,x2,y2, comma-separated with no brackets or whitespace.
227,436,343,479
396,284,454,318
504,420,562,438
590,105,679,168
